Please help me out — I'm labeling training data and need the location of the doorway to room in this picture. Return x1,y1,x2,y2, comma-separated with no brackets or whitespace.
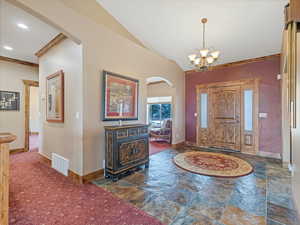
147,96,172,155
29,86,39,152
23,80,39,152
146,77,175,155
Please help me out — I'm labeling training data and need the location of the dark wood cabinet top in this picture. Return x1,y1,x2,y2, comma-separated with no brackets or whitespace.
104,124,149,130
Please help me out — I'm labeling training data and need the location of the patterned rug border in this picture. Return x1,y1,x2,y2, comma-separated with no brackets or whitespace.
173,151,254,178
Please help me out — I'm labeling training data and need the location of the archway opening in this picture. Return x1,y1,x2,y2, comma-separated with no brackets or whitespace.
146,76,174,155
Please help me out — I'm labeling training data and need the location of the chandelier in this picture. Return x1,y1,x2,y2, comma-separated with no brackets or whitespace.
188,18,220,71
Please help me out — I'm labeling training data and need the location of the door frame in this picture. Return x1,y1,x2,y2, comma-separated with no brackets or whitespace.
196,78,260,155
23,80,39,152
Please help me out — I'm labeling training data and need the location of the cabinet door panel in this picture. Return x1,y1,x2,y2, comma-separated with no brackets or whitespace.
118,138,148,167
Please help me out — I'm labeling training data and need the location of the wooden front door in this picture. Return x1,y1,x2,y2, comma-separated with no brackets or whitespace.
196,79,259,155
210,86,241,151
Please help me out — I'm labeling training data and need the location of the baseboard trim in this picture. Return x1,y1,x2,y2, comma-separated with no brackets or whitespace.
257,151,282,160
38,152,51,164
185,141,197,147
10,148,25,154
83,169,104,184
68,170,83,184
171,141,185,149
67,169,105,184
38,153,104,184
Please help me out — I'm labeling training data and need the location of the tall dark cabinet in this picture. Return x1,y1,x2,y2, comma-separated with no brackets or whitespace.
104,124,149,181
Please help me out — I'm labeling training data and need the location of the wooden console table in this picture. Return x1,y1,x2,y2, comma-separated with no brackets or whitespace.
104,124,149,181
0,133,16,225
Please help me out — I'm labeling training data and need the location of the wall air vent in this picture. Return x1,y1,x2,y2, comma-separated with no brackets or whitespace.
51,153,69,176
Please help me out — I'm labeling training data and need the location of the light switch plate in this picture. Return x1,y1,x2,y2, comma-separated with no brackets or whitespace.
277,74,282,80
259,113,268,118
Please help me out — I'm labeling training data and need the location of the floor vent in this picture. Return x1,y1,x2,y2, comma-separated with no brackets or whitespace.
51,153,69,176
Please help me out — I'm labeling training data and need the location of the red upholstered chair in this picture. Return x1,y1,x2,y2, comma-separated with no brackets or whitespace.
149,119,172,144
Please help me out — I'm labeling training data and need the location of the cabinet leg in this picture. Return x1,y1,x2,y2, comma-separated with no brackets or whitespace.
112,175,119,182
104,170,111,179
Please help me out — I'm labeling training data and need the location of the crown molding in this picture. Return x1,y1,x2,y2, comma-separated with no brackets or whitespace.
185,53,281,74
147,81,166,86
35,33,67,58
0,56,38,67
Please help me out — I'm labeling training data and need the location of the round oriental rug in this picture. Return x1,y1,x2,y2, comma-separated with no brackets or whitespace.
173,151,253,178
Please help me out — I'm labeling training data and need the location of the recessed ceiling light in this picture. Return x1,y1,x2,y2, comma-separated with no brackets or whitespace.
3,46,13,51
17,23,29,30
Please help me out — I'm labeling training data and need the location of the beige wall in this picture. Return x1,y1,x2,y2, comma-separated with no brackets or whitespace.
29,86,39,133
147,82,175,98
13,0,185,175
60,0,145,49
292,33,300,213
0,60,38,149
39,39,83,175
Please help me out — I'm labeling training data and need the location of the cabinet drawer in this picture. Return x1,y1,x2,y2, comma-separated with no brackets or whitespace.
139,127,148,135
128,128,139,137
118,138,148,167
117,129,128,139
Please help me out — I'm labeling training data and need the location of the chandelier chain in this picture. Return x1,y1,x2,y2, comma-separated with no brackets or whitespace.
203,22,206,49
188,18,220,71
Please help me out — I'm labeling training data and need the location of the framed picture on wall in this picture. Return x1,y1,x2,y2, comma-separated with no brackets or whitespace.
102,70,139,121
46,70,64,123
0,91,20,111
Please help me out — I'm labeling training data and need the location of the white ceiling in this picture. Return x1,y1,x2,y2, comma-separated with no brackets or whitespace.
97,0,288,70
0,0,60,63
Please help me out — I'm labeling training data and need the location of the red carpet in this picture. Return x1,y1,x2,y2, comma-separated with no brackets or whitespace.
9,152,164,225
149,141,171,155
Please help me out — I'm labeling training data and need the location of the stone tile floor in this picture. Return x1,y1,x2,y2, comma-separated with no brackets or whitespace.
93,147,299,225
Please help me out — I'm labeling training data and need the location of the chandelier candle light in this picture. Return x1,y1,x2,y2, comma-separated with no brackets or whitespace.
188,18,220,71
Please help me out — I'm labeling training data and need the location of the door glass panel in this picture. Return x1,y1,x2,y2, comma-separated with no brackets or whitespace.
244,90,253,131
200,93,208,128
161,104,171,119
149,103,171,128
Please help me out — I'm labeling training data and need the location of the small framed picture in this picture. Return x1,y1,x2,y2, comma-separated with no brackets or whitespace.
103,71,139,121
46,70,64,123
0,91,20,111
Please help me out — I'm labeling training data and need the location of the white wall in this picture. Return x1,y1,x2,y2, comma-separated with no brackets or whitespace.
29,86,39,133
0,60,38,149
292,33,300,213
14,0,185,175
39,38,83,175
147,82,174,98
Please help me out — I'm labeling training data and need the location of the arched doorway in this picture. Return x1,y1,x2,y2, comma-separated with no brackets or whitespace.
146,76,174,155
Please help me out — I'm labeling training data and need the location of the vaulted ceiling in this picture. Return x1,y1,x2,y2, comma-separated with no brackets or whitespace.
97,0,288,71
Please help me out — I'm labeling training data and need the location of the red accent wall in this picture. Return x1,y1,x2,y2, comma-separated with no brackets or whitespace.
185,56,282,153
